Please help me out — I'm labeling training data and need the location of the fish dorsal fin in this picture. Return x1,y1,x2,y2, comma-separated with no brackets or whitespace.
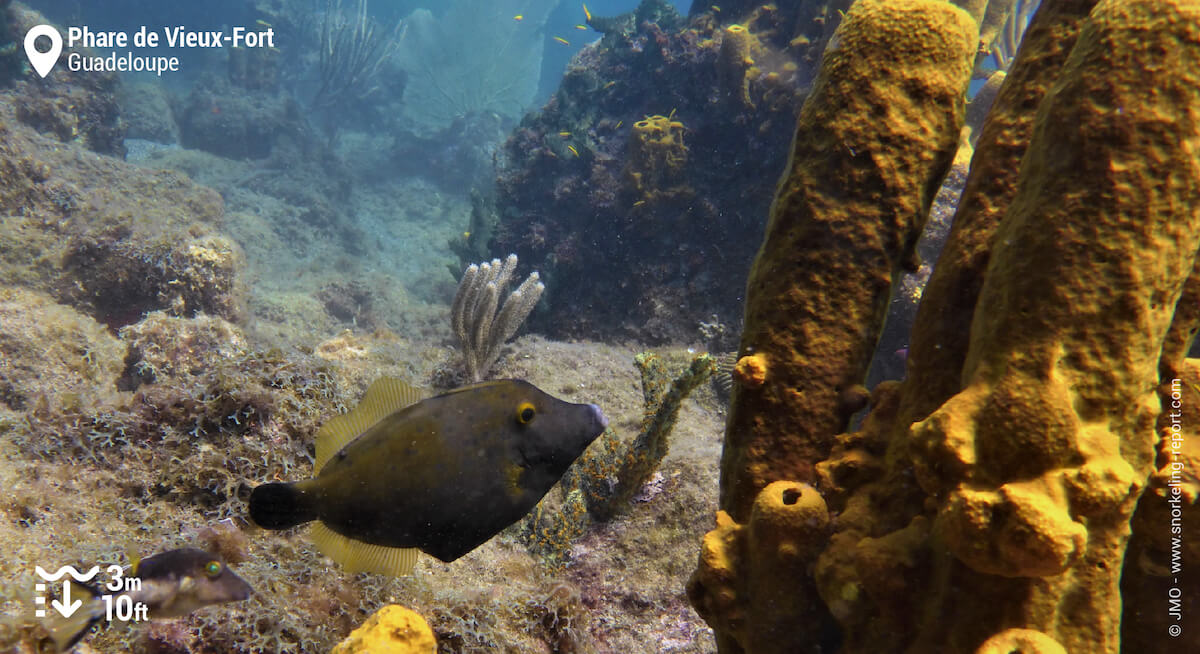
311,522,420,576
314,377,425,474
126,548,142,576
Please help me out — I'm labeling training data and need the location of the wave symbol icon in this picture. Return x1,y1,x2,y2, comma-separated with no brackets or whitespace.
35,565,100,582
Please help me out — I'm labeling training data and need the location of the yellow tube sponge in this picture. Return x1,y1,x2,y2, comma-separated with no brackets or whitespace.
906,0,1200,648
688,482,831,654
718,0,976,524
717,24,761,107
624,114,689,204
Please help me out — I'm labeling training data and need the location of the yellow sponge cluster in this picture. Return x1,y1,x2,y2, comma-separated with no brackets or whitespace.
330,605,436,654
624,115,688,204
691,0,1200,651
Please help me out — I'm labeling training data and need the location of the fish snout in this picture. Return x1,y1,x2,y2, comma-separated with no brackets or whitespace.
587,404,609,431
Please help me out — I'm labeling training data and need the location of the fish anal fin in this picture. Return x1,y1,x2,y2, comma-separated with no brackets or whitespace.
311,522,420,577
314,377,425,474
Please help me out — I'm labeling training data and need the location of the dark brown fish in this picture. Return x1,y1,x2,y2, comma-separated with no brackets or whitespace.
250,378,608,576
46,547,251,651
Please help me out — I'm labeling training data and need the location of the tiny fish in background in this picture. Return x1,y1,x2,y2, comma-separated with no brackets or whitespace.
250,378,607,576
46,548,251,651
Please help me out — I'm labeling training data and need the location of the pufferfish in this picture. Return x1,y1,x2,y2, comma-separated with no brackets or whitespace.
250,378,607,576
45,548,251,652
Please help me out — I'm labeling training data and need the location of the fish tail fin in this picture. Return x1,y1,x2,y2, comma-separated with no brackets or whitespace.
44,581,103,651
249,482,317,529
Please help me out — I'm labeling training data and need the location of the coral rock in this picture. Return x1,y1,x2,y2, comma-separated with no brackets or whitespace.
0,286,126,412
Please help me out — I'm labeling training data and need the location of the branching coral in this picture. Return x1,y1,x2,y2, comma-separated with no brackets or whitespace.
451,254,544,382
522,351,714,567
312,0,400,111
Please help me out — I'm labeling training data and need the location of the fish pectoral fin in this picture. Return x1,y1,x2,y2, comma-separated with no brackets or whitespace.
314,377,425,473
310,522,420,577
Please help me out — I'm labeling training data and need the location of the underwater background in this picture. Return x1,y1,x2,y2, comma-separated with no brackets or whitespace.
0,0,1197,652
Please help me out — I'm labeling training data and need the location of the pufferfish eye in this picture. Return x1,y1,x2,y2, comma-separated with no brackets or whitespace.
516,402,536,424
204,560,222,577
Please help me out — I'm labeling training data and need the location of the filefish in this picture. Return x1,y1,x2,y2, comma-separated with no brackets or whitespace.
47,548,251,651
249,378,608,576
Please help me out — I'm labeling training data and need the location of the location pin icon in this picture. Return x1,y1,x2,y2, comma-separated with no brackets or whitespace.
24,25,63,78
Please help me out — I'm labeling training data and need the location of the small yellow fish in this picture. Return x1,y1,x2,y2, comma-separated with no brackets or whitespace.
712,5,722,12
633,200,646,207
554,36,570,45
256,19,272,28
603,80,617,89
583,3,592,21
567,144,580,157
615,120,623,129
514,14,524,21
575,24,588,30
559,131,572,137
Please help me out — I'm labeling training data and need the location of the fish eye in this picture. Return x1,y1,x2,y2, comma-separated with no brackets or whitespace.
204,560,222,577
516,402,536,424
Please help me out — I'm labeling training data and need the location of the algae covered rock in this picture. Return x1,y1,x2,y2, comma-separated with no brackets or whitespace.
6,4,124,155
0,286,126,412
0,83,245,329
491,2,814,343
178,76,308,160
118,80,180,144
331,605,436,654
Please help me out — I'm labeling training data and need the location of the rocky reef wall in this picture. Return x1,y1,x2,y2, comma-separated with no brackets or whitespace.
689,0,1200,652
487,0,845,344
